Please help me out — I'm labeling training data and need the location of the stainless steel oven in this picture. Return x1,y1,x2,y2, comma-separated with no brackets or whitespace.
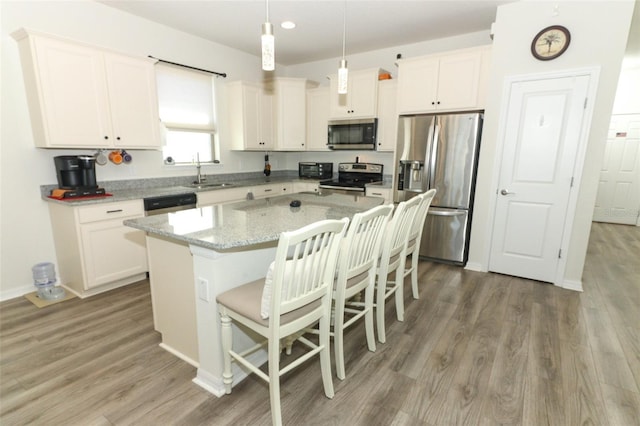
319,162,383,195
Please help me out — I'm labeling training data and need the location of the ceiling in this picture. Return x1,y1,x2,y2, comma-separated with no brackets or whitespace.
97,0,513,66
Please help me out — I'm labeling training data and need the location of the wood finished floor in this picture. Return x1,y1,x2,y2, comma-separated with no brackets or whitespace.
1,222,639,425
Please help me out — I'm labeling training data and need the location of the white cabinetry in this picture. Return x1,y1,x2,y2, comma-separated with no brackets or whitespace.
365,186,392,203
397,46,491,114
228,78,317,151
328,68,382,119
227,81,274,150
273,78,318,150
48,200,148,298
293,181,320,194
306,86,330,151
250,182,292,199
12,29,160,149
376,80,398,152
196,187,251,207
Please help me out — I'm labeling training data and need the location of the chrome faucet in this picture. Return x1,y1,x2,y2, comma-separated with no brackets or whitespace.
194,153,206,184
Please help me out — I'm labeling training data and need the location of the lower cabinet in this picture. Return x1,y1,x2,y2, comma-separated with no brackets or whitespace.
196,187,250,207
292,181,319,193
48,199,148,297
365,186,393,203
250,182,292,199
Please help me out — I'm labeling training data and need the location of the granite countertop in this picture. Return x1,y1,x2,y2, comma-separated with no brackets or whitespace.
124,192,383,251
40,172,306,206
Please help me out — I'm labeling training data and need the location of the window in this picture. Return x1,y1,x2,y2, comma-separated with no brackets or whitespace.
156,63,220,165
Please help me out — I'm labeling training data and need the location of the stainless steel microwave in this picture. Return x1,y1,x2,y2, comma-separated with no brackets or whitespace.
327,118,377,150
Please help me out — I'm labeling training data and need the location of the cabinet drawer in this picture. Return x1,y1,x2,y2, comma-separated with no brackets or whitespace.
78,200,144,223
251,183,291,199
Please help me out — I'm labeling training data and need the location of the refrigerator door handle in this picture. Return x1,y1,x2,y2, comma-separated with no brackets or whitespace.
428,209,467,217
429,123,440,189
424,122,435,189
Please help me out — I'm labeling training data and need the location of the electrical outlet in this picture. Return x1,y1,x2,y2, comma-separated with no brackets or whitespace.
198,277,210,302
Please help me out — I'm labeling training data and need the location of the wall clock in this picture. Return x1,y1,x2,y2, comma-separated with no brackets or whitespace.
531,25,571,60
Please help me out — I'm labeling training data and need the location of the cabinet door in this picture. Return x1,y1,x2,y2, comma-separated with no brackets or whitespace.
196,187,250,206
376,80,398,152
80,216,147,289
32,35,111,147
365,187,392,203
329,69,379,119
348,70,379,118
397,57,440,114
237,83,274,150
293,181,319,193
306,86,330,151
259,87,275,150
436,50,483,111
104,53,161,148
274,80,307,151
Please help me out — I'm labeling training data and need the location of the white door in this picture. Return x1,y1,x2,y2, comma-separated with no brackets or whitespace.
593,114,640,225
489,75,590,283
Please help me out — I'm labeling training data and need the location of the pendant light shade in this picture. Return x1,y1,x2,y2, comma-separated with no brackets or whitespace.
261,22,275,71
338,59,348,94
261,0,275,71
337,0,348,94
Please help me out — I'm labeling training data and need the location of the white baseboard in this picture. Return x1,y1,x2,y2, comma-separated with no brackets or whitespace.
159,343,199,368
559,279,583,292
0,283,36,302
464,261,486,272
193,349,268,397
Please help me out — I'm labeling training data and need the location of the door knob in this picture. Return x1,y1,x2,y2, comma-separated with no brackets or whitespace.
500,189,515,196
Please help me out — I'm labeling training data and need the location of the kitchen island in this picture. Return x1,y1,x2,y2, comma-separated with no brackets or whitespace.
124,192,382,396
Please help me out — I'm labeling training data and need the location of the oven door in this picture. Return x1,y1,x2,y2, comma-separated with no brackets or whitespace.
327,119,377,150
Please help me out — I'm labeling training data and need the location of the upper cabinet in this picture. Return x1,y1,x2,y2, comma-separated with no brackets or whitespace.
227,78,317,151
273,78,319,151
397,46,492,114
306,86,331,151
375,79,398,152
227,81,274,150
12,29,161,149
328,68,382,119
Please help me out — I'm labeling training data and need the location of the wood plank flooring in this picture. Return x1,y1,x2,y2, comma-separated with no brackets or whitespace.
1,222,639,425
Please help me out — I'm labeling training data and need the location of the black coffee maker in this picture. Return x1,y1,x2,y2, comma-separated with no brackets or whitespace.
54,155,98,190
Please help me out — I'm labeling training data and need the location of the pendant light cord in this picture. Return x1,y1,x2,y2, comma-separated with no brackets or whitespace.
341,0,347,60
266,0,270,23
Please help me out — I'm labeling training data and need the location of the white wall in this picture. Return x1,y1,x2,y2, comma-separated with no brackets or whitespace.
613,63,640,114
467,0,635,288
0,0,268,299
0,0,492,299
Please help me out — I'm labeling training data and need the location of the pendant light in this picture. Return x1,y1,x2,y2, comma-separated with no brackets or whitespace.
261,0,275,71
337,0,348,94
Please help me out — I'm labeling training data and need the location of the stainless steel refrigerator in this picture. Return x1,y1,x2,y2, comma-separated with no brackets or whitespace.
393,112,483,265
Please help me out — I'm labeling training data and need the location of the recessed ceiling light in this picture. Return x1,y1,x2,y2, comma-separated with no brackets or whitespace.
281,21,296,30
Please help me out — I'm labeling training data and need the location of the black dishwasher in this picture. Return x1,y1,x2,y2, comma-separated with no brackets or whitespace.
143,193,197,216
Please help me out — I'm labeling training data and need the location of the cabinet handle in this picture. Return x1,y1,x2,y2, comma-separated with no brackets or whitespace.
264,189,272,192
371,192,382,196
104,136,109,140
106,209,123,214
116,136,121,140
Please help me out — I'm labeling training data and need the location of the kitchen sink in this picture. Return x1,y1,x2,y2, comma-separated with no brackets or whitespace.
183,182,234,189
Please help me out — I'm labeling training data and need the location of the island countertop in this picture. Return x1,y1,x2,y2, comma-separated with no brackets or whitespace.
124,192,383,251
